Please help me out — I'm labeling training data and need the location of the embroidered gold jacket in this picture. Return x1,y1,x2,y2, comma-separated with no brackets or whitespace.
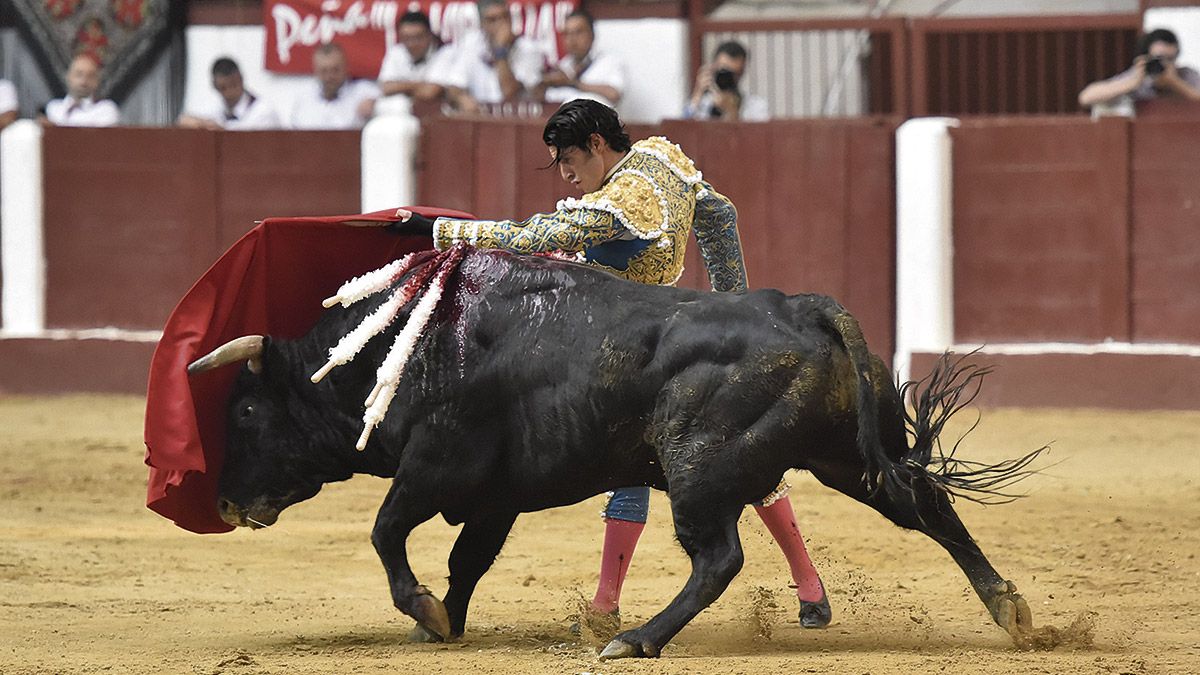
432,136,748,292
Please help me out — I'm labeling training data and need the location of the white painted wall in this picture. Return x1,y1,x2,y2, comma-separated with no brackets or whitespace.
593,18,689,123
0,120,45,335
894,117,957,383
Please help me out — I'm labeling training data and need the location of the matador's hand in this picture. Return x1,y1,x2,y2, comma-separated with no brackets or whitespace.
386,209,435,236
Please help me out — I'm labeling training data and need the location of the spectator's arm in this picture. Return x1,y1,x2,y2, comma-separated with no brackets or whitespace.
445,86,481,114
0,110,17,130
1079,60,1145,108
1158,64,1200,101
177,114,220,130
573,81,622,105
379,79,424,97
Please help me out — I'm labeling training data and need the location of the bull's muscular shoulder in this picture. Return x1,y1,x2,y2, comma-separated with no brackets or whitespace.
632,136,703,186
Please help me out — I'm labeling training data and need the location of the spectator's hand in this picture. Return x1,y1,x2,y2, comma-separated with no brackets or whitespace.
357,98,376,121
386,209,435,236
693,65,714,97
712,90,742,120
540,68,572,88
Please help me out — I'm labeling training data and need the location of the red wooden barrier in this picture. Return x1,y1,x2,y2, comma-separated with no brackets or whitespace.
950,116,1131,344
40,128,360,331
1130,118,1200,343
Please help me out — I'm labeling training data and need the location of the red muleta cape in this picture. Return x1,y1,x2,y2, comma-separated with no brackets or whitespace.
144,207,472,534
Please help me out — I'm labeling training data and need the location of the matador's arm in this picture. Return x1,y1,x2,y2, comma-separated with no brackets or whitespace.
434,207,627,254
692,182,749,293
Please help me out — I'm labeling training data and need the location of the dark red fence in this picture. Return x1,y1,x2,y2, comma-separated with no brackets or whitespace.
950,113,1200,346
41,127,360,330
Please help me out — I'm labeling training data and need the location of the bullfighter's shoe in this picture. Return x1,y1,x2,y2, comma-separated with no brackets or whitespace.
570,606,622,642
799,583,833,628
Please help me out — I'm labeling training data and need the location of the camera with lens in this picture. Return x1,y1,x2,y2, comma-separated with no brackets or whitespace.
713,68,738,92
1145,56,1166,76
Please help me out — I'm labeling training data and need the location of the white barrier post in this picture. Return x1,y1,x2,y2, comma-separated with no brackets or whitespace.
361,114,421,213
1,120,45,335
894,117,958,384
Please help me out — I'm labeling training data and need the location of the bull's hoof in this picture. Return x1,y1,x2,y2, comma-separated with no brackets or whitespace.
988,581,1034,642
598,639,643,660
407,622,444,644
799,593,832,629
409,588,453,641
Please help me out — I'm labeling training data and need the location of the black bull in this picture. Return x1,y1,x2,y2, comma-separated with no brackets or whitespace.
190,248,1039,659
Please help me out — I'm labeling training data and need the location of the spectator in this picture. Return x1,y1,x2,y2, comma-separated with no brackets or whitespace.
434,0,544,114
1079,28,1200,113
42,54,120,127
537,10,625,108
288,43,380,130
684,41,768,122
0,79,17,131
178,57,280,130
377,10,449,104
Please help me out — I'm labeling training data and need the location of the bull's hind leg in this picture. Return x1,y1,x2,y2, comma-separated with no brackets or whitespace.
371,479,453,641
599,496,745,660
811,462,1032,639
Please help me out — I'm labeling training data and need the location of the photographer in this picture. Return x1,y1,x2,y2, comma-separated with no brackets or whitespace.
685,41,769,122
1079,28,1200,112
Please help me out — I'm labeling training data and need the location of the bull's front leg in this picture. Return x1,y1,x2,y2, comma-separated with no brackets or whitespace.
371,479,451,640
441,509,519,638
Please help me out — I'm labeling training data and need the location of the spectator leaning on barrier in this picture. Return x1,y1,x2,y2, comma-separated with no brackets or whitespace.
685,41,768,122
42,54,120,127
178,57,280,130
1079,28,1200,113
0,79,17,130
536,10,625,108
377,10,450,105
288,43,381,130
433,0,544,114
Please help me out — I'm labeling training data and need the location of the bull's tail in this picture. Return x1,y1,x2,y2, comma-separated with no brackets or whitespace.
819,303,893,497
821,306,1045,505
896,352,1048,504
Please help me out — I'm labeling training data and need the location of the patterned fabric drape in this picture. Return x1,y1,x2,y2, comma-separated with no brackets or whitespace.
9,0,182,102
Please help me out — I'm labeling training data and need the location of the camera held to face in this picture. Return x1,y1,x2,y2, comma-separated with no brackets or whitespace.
1145,56,1167,76
714,69,738,92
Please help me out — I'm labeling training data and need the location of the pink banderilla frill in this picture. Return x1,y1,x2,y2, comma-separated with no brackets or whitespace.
310,244,469,450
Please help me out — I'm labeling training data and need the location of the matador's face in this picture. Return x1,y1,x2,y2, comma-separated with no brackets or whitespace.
550,140,607,194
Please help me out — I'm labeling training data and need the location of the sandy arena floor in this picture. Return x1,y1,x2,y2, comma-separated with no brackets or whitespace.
1,395,1198,674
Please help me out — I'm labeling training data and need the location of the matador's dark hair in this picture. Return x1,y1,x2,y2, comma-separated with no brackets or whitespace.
542,99,631,164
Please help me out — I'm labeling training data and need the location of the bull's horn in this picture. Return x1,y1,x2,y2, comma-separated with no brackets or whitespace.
187,335,265,375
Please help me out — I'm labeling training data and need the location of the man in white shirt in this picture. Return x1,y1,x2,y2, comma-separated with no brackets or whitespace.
378,10,449,104
685,41,769,122
538,10,624,108
288,43,381,130
179,57,280,130
42,54,120,127
0,79,17,131
434,0,545,114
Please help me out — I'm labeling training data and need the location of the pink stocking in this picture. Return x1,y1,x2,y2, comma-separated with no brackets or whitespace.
592,518,645,613
754,498,824,601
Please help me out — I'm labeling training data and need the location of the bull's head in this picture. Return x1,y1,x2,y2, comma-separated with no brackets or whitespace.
189,335,356,529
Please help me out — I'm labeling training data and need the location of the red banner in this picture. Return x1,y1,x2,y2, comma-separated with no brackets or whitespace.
264,0,579,79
